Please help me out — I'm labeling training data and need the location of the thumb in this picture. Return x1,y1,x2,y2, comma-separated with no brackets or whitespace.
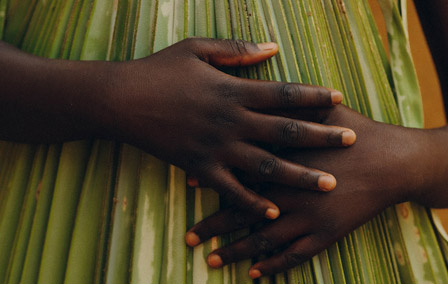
182,38,279,67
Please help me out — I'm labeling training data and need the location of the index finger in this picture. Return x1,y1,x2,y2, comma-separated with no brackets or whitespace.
205,214,309,269
236,79,343,109
200,168,280,220
185,206,262,247
249,235,327,278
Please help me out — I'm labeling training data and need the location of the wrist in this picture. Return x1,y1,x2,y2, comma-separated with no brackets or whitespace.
49,59,120,141
92,60,141,143
411,127,448,208
0,42,119,143
76,60,122,140
373,124,434,206
96,59,160,146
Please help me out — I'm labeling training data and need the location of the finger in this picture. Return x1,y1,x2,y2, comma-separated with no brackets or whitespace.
201,168,280,220
206,215,309,268
248,235,323,278
185,207,262,247
228,143,337,191
259,108,331,124
243,112,357,147
180,37,279,67
236,79,343,108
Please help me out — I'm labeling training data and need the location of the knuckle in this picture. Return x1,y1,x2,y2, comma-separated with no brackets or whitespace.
216,79,241,103
181,37,202,50
224,39,250,66
317,87,332,104
250,232,273,253
298,173,308,187
284,251,304,268
298,171,316,188
180,37,212,60
235,39,249,54
258,158,281,177
279,83,301,106
227,39,248,56
206,107,239,129
297,173,308,188
326,130,343,146
281,120,306,145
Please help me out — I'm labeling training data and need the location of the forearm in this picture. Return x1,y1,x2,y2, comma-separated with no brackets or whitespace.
409,126,448,208
413,0,448,99
0,41,113,143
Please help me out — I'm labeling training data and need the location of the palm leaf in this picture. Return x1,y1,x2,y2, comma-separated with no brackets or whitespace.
1,1,447,283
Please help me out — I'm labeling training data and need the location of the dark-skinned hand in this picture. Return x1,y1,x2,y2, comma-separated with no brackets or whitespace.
0,38,357,219
185,105,448,278
109,38,360,219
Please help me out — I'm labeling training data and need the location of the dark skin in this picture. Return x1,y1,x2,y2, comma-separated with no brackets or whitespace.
186,105,448,278
2,0,447,278
186,0,448,278
0,38,356,220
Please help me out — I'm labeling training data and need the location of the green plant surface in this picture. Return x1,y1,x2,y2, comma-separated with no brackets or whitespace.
19,145,61,284
5,145,47,284
130,155,168,284
63,141,116,284
0,144,35,283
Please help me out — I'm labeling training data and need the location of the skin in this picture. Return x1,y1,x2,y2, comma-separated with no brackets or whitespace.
186,0,448,277
0,38,356,219
2,0,446,277
186,105,448,278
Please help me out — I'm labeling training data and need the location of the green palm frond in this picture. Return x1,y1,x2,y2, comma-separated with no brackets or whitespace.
1,0,447,283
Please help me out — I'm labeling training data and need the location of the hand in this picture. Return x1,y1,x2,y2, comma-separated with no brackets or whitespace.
105,38,357,218
185,105,448,278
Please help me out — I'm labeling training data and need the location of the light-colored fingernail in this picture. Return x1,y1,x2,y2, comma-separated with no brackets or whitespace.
342,130,357,146
207,254,223,268
265,208,280,219
185,232,201,247
331,90,343,105
318,175,337,191
249,269,262,279
257,42,278,51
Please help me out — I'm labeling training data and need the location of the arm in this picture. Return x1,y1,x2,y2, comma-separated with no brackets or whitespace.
0,40,111,142
186,105,448,278
0,38,357,219
185,3,448,275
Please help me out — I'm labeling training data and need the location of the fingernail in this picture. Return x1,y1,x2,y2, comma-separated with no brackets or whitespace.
331,90,343,105
342,130,357,146
185,232,200,247
265,208,280,219
207,254,223,268
257,42,277,51
318,175,337,191
249,269,262,279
